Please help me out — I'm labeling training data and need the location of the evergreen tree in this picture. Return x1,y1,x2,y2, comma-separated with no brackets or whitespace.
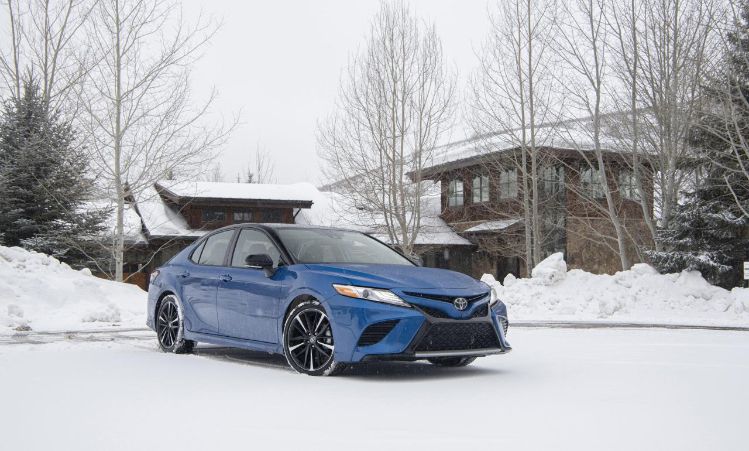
0,80,106,264
647,177,748,288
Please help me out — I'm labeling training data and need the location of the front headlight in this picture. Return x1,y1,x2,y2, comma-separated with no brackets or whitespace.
332,284,411,308
488,287,499,307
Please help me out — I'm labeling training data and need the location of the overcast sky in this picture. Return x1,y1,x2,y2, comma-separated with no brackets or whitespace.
184,0,492,185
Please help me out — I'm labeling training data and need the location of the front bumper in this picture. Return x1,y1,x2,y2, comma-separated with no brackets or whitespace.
327,290,511,363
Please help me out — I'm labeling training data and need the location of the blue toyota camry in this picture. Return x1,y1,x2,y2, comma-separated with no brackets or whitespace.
147,224,511,376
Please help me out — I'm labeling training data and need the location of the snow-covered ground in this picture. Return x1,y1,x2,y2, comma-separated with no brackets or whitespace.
0,246,145,333
483,253,749,327
1,327,746,450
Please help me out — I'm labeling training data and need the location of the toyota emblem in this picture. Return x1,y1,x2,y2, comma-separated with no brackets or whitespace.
453,297,468,311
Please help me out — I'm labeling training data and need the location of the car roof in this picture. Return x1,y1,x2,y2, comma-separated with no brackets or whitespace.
211,223,358,234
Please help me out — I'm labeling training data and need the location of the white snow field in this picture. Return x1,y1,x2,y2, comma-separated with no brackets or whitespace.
0,327,747,450
483,253,749,327
0,246,146,333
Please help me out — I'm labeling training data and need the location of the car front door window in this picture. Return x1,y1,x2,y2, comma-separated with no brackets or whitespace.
230,229,282,268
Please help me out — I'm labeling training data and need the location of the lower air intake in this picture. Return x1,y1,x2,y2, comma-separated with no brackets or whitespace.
357,320,399,347
414,322,500,352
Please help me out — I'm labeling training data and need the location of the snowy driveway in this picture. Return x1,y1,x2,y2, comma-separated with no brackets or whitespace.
1,327,746,451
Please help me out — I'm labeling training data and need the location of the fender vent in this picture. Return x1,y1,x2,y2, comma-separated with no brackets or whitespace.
357,320,399,347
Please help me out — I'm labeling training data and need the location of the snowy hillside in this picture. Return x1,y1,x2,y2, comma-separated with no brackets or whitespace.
0,246,146,333
483,253,749,326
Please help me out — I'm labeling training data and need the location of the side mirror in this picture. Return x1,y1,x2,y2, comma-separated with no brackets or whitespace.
245,254,275,276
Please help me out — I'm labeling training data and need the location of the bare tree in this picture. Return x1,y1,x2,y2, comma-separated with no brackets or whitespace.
245,143,276,184
79,0,234,281
635,0,718,228
0,0,96,111
317,1,455,256
468,0,559,272
204,162,223,183
606,0,660,251
554,0,633,270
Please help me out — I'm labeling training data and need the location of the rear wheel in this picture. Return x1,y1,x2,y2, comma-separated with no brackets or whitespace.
283,300,345,376
156,295,194,354
427,356,476,367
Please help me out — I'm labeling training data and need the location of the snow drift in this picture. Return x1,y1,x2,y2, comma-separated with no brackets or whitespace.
483,253,749,326
0,246,146,333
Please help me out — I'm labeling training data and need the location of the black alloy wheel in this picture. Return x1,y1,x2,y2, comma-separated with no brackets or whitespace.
283,301,344,376
156,295,194,354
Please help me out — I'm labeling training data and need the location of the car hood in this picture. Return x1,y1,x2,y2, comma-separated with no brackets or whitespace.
303,263,486,290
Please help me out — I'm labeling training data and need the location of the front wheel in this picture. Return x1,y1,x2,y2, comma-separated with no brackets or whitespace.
427,356,476,367
283,300,345,376
156,295,194,354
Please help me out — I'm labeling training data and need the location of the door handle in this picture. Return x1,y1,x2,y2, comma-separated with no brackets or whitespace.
219,274,232,282
178,270,190,278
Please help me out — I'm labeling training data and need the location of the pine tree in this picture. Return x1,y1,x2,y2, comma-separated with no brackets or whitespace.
0,80,106,264
647,177,748,288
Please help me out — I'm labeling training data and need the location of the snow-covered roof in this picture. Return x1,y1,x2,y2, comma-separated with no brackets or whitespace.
134,186,204,239
96,180,470,247
296,184,472,247
464,219,520,233
155,180,316,203
424,114,631,175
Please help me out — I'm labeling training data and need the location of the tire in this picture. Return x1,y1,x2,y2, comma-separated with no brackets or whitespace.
283,300,345,376
427,356,477,367
156,294,195,354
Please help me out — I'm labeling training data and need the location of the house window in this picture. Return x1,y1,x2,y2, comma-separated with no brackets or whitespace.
542,166,564,196
260,209,283,223
202,208,226,223
498,169,518,199
472,175,490,203
448,180,464,207
618,170,641,201
581,168,605,198
233,209,253,223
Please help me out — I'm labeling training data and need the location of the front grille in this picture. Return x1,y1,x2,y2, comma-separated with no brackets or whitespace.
418,305,450,318
470,304,489,318
357,320,399,346
403,291,489,304
500,317,509,336
414,322,500,352
418,303,489,319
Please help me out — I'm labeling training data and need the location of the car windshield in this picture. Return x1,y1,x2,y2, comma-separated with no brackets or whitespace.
275,228,414,266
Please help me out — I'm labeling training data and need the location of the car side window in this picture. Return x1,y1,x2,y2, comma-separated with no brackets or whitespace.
189,240,206,263
197,230,234,266
231,229,282,268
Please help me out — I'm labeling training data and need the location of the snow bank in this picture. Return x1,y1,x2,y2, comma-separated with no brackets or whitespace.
0,246,146,333
483,253,749,326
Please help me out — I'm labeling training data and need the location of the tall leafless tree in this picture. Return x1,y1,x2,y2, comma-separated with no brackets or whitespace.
636,0,718,228
317,1,455,256
468,0,559,272
0,0,96,111
79,0,234,281
606,0,660,251
555,0,633,270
